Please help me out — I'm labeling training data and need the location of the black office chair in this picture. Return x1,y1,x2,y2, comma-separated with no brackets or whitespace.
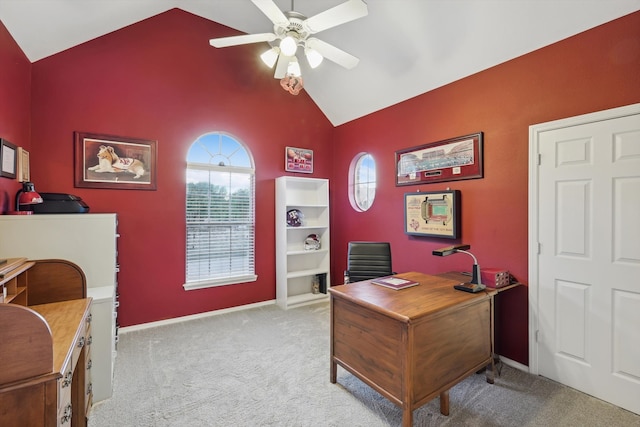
344,241,394,283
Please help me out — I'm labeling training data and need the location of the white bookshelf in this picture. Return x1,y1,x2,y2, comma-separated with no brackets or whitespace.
275,176,330,309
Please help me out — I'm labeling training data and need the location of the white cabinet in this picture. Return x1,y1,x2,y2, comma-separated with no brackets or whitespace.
275,176,330,309
0,214,118,403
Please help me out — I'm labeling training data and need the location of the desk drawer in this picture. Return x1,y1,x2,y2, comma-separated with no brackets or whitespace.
57,381,73,426
85,325,93,414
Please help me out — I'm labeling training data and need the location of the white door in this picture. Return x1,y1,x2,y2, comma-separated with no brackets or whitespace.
529,103,640,415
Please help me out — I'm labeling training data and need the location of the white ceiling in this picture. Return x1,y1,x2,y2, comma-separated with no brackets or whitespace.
1,0,639,126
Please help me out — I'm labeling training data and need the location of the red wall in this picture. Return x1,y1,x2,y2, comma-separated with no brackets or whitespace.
28,9,334,326
331,11,640,365
0,20,31,212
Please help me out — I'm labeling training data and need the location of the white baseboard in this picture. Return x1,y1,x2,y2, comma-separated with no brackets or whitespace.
119,299,277,333
498,355,529,373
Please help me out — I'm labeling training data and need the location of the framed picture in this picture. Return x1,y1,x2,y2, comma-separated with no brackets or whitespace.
285,146,313,173
395,132,483,186
17,147,30,182
404,190,461,239
74,132,157,190
0,139,17,179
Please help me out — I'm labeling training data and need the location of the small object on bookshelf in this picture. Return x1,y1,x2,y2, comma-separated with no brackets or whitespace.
317,273,328,294
304,234,321,250
286,209,303,227
371,276,419,290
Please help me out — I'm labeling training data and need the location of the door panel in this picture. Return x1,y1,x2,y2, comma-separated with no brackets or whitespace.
533,108,640,415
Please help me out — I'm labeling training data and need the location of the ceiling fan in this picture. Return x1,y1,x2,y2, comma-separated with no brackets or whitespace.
209,0,368,81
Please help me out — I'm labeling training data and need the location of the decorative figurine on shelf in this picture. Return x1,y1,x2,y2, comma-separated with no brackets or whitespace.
286,209,303,227
312,275,320,294
304,234,321,251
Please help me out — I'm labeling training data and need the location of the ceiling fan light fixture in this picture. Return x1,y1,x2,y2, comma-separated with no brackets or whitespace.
305,47,323,69
287,57,301,77
279,35,298,56
260,46,280,68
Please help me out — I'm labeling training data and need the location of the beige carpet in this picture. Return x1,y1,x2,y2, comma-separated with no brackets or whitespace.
88,302,640,427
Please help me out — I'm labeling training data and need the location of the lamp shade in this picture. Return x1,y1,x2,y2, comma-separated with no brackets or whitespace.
260,47,280,68
287,58,301,77
279,36,297,56
19,191,43,205
305,47,323,69
15,181,43,212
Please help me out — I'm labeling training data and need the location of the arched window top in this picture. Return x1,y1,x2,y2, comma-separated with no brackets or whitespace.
187,132,253,169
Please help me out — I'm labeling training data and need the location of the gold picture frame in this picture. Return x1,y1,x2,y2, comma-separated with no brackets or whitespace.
17,147,30,182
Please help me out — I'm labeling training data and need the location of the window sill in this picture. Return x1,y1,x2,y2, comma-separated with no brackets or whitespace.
183,274,258,291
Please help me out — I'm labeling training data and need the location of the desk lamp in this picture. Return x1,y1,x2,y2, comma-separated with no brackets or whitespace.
432,244,486,293
15,182,43,214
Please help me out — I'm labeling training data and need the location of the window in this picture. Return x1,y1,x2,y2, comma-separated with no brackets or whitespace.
184,132,256,290
349,153,377,211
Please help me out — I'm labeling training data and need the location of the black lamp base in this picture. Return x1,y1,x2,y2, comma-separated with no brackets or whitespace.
455,264,486,292
454,282,487,293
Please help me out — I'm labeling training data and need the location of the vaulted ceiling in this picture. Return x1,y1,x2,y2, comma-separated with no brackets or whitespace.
1,0,638,125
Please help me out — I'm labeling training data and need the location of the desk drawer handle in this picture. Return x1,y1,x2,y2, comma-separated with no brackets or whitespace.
87,313,92,323
62,371,73,388
61,404,72,424
87,383,93,395
87,335,93,345
87,359,93,370
78,336,85,348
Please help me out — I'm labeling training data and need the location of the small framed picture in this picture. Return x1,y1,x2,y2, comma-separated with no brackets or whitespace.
404,190,461,239
285,147,313,174
17,147,30,182
0,139,17,179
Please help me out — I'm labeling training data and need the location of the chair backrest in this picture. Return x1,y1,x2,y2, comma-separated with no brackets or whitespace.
346,241,393,283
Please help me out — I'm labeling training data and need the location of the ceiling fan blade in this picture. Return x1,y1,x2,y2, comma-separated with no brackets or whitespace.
306,38,359,69
274,54,291,79
302,0,368,34
209,33,276,48
251,0,289,27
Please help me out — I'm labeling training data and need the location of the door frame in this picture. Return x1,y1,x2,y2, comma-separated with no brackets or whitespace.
527,102,640,375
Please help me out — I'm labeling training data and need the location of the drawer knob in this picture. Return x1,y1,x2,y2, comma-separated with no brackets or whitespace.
78,336,85,348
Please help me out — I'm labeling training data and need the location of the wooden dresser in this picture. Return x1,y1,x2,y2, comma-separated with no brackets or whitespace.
0,258,93,426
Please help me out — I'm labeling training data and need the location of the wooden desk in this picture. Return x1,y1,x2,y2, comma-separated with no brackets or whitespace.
0,299,92,426
329,272,496,427
0,258,92,427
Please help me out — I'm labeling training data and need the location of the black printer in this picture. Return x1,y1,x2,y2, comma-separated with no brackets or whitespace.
31,193,90,214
